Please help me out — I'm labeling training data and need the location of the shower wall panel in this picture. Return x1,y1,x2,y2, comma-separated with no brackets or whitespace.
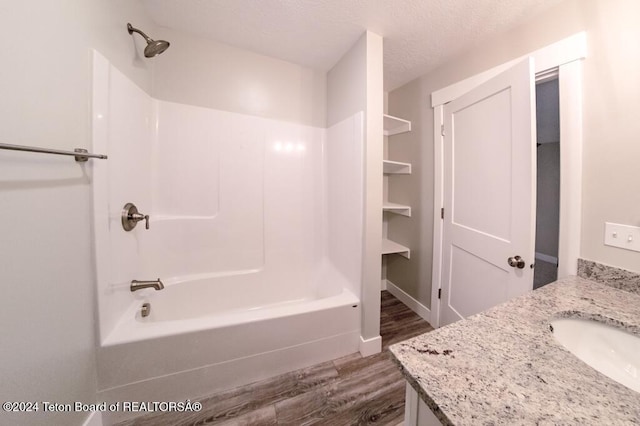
93,51,155,340
93,51,337,343
324,113,364,298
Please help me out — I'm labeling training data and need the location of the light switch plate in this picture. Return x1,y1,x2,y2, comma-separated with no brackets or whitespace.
604,222,640,253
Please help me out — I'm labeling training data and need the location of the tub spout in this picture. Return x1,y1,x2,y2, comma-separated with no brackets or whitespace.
131,278,164,292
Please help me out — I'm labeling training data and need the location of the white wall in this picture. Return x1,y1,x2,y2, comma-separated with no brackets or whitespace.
0,1,156,425
150,102,266,278
327,31,384,354
152,27,327,128
93,51,156,342
94,55,330,343
327,36,367,128
325,113,364,298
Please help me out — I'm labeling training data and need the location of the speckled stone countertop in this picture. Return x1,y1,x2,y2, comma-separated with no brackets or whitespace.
389,276,640,425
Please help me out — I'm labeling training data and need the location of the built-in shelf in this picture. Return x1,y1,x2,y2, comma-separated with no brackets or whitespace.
383,202,411,217
383,160,412,175
382,238,410,259
383,113,412,263
383,114,412,136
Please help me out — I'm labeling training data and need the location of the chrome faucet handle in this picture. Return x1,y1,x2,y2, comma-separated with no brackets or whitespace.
122,203,150,231
129,212,150,230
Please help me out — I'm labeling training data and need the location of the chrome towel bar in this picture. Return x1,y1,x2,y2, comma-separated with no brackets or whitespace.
0,143,107,162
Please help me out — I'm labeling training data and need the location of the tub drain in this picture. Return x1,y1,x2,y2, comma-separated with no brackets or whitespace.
141,302,151,318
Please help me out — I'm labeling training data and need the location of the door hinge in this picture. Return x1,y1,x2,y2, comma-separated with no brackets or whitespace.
441,124,445,136
438,288,442,299
441,207,444,219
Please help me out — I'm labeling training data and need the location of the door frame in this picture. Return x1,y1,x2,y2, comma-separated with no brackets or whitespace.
430,32,587,328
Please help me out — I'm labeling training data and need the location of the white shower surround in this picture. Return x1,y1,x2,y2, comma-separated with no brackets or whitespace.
91,51,364,408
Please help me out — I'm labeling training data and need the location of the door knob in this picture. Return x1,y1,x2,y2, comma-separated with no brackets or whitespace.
507,255,525,269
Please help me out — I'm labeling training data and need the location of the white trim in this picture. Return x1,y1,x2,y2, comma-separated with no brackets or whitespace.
431,32,586,107
404,383,442,426
557,59,582,278
82,411,103,426
535,252,558,264
536,68,559,84
430,105,444,328
359,335,382,357
381,279,387,291
386,280,432,324
405,382,419,425
431,33,586,328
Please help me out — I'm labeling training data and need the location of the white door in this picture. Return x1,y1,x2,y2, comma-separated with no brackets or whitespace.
440,58,536,327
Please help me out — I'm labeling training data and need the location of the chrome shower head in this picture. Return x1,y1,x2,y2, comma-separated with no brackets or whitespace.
127,23,170,58
144,39,170,57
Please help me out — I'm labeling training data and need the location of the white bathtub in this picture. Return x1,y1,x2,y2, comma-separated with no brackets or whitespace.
97,271,360,423
102,269,359,346
92,53,365,423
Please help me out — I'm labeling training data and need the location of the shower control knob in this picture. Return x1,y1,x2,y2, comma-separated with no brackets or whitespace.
507,255,526,269
122,203,150,231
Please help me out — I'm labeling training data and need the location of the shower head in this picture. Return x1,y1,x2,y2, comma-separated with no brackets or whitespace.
144,39,170,57
127,23,170,58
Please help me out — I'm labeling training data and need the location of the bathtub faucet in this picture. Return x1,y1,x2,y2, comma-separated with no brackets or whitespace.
130,278,164,292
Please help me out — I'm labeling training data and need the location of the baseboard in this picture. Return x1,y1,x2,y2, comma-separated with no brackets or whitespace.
386,280,432,324
100,331,359,424
82,411,103,426
359,335,382,357
535,252,558,264
381,279,387,291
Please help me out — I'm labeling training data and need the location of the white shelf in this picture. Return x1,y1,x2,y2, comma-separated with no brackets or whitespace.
384,114,412,136
383,160,411,175
383,113,411,264
382,238,410,259
383,202,411,217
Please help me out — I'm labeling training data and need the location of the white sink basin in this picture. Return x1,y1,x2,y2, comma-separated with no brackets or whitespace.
550,318,640,393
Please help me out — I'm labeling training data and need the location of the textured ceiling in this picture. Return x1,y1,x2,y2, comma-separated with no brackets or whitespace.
142,0,565,91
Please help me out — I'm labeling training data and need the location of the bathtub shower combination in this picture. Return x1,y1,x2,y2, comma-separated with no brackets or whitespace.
91,51,365,412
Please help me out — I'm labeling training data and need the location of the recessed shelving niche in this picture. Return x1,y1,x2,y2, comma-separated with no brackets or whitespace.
382,113,412,261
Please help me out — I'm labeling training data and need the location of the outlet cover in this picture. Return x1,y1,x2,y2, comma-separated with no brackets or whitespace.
604,222,640,253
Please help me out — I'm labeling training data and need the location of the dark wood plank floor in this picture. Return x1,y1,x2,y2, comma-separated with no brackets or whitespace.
116,291,434,426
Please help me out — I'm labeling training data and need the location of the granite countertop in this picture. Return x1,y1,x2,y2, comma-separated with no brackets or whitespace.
389,275,640,425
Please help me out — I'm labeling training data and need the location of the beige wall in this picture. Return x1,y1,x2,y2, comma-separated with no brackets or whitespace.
388,0,640,310
0,1,155,425
152,27,326,128
579,0,640,272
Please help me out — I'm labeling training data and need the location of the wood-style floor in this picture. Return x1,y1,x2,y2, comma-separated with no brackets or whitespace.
116,291,434,426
